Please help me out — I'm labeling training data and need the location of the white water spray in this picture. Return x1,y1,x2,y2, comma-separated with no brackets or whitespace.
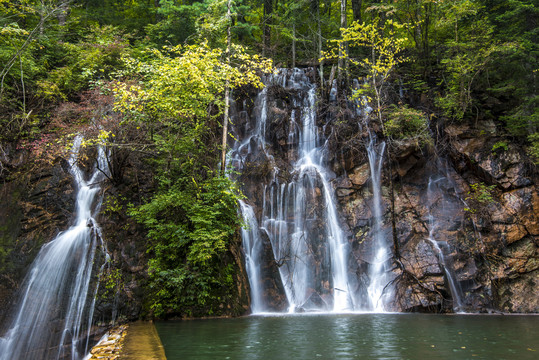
365,136,392,311
239,201,265,313
230,69,353,312
0,136,108,360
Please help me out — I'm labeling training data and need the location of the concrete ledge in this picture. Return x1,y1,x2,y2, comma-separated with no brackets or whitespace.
120,321,167,360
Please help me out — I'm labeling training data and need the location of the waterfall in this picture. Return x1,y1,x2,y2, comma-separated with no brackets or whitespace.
230,69,354,312
365,136,392,312
426,176,464,311
0,136,108,360
238,201,265,313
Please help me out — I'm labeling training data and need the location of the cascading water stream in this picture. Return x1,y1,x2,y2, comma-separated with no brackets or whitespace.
230,69,353,312
238,201,265,313
426,176,464,311
365,135,392,312
0,136,108,360
354,76,394,312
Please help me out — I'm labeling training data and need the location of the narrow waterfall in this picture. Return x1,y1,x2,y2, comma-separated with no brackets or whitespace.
230,69,354,312
0,136,108,360
426,176,464,311
365,136,392,312
353,76,394,312
238,201,265,313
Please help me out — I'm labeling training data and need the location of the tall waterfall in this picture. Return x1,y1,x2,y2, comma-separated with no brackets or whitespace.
426,175,464,311
365,136,392,312
230,69,354,312
0,136,108,360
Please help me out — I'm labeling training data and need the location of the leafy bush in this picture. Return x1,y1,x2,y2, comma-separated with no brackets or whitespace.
37,25,129,102
384,104,431,145
129,175,243,317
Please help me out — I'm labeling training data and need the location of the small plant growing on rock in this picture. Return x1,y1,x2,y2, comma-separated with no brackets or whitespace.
464,182,497,214
491,141,508,155
529,133,539,164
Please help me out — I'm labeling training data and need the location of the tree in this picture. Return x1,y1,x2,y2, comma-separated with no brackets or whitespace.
113,42,271,317
338,0,347,84
220,0,232,175
351,0,363,23
434,0,498,121
0,1,72,99
263,0,273,56
480,0,538,156
327,18,408,130
392,0,438,75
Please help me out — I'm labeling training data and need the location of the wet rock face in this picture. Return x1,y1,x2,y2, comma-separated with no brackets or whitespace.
257,230,288,311
319,109,538,313
337,152,472,312
447,123,534,189
0,146,149,331
0,158,75,323
445,122,538,312
239,74,538,313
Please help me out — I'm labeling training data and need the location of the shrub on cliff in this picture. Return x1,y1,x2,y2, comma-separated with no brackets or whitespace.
384,105,431,146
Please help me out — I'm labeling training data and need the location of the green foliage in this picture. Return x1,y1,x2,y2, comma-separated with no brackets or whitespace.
145,0,206,46
114,42,270,122
38,25,130,101
464,182,497,214
0,8,131,142
385,105,432,146
501,95,539,137
73,0,157,34
112,39,270,317
99,266,123,300
528,133,539,164
492,140,508,154
434,1,498,121
325,18,408,130
129,175,243,317
102,193,126,216
326,18,407,83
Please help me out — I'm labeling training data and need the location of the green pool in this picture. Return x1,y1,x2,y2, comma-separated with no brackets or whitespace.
156,313,538,359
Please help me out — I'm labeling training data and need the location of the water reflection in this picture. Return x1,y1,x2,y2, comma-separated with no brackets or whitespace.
156,314,539,360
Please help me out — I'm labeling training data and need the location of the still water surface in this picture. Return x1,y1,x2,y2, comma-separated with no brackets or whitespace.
155,313,538,360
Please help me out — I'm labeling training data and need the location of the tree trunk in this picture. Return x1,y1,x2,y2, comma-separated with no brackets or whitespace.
154,0,161,22
292,24,296,68
317,3,323,89
57,2,69,26
221,0,232,175
338,0,347,86
263,0,273,57
39,10,44,36
351,0,363,23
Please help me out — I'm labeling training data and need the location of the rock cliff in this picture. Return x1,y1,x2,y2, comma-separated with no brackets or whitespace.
231,69,538,313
